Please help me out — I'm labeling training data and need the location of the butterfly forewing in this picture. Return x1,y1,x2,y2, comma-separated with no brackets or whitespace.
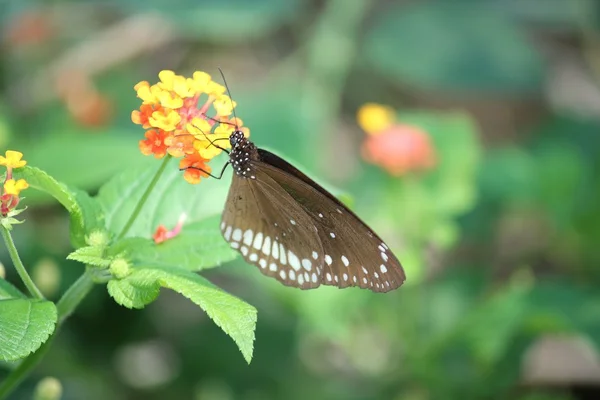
221,169,324,289
254,150,405,293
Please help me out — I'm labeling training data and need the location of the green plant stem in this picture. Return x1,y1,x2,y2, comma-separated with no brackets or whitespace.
300,0,372,159
56,270,95,323
1,225,44,299
117,155,171,240
0,334,55,400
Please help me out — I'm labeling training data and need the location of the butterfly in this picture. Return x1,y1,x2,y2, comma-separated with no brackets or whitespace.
209,127,406,293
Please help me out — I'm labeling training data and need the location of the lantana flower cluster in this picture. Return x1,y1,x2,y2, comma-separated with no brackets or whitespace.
357,103,436,176
0,150,28,216
132,70,249,184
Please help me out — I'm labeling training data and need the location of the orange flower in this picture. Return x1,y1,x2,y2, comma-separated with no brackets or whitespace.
357,104,437,176
165,134,196,158
131,104,159,129
179,153,211,184
139,129,171,159
153,213,187,244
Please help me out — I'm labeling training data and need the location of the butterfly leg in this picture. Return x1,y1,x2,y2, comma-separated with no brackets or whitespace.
181,161,230,180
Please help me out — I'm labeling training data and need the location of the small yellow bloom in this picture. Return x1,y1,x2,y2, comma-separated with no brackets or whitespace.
357,103,395,135
149,109,181,132
158,70,195,99
213,95,236,117
134,81,163,105
4,179,29,196
186,118,212,139
158,90,183,109
0,150,27,168
194,139,225,159
191,71,221,95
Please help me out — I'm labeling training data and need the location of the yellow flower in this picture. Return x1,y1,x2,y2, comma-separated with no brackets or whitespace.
187,117,212,139
149,109,181,132
213,95,237,117
134,81,163,105
158,70,195,99
4,179,29,196
357,103,395,135
0,150,27,169
158,90,183,109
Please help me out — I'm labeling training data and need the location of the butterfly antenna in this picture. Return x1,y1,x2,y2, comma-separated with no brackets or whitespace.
218,67,240,130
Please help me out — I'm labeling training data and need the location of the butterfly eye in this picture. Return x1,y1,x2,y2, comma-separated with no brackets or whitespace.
229,135,237,147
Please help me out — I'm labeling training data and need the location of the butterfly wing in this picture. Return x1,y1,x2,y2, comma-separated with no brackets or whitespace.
255,149,405,293
221,171,324,289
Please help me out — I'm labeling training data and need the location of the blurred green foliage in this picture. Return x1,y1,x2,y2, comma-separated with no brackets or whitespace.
2,0,600,399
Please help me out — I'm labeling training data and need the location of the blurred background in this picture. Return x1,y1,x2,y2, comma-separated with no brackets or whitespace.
2,0,600,399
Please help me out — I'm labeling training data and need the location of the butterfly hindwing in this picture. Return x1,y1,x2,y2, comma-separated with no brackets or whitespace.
254,150,405,293
221,170,324,289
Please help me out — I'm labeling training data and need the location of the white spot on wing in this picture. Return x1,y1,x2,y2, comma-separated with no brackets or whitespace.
298,274,304,285
262,236,271,256
269,263,277,272
253,232,263,250
312,251,318,260
249,253,258,262
302,259,312,271
343,273,348,281
330,232,336,238
363,277,367,284
326,273,332,281
230,242,239,249
325,255,332,265
279,270,286,280
289,270,296,280
259,259,267,268
279,244,287,264
272,241,279,260
241,246,248,256
288,251,301,271
243,229,253,245
380,264,388,273
311,273,318,283
232,229,242,242
290,219,296,225
381,252,388,262
362,266,368,274
341,256,349,267
224,226,232,240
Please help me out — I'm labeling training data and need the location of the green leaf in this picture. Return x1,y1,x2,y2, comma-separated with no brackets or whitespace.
19,131,151,202
67,246,110,268
107,276,160,309
13,166,105,247
0,279,26,300
109,266,257,363
0,299,57,361
108,216,237,272
364,2,544,92
97,158,230,239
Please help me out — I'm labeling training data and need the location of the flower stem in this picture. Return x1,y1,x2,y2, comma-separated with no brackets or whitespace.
56,269,95,323
117,155,171,240
1,225,44,299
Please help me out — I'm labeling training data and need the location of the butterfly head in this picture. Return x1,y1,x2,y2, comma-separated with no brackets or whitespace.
229,129,246,148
